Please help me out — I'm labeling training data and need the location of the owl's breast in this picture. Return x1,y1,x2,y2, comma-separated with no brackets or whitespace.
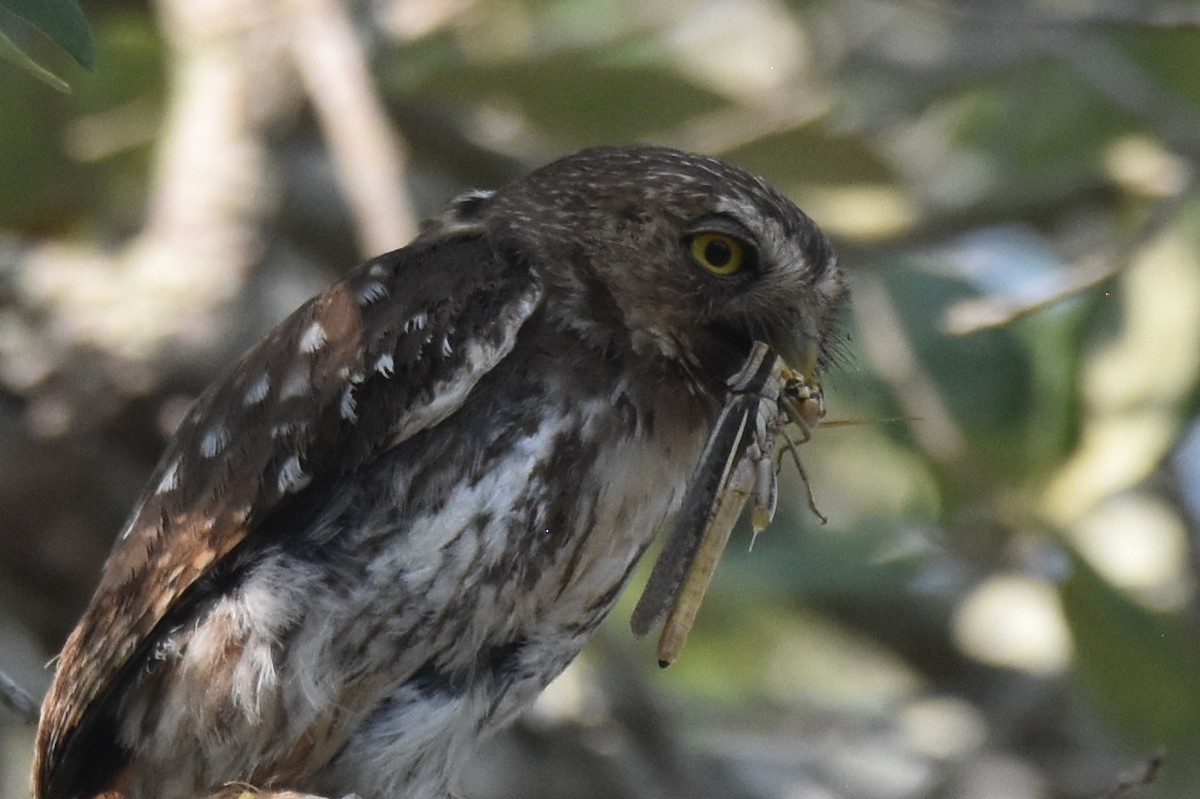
335,357,710,670
300,357,712,796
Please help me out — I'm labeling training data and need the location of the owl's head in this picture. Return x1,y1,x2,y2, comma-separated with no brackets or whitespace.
429,146,845,393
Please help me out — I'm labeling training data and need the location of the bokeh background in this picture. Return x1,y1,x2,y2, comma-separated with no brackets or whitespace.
3,1,1200,797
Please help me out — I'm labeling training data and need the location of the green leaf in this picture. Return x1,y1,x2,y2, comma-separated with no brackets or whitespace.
1060,551,1200,750
724,125,899,187
0,0,95,68
880,265,1034,473
0,25,70,93
410,49,728,145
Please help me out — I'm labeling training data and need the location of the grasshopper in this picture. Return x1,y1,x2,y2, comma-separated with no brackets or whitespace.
631,341,825,666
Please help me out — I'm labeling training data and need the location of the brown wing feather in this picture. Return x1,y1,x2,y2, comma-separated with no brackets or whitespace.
35,233,542,799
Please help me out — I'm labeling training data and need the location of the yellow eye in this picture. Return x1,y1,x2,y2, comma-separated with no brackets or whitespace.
689,233,745,275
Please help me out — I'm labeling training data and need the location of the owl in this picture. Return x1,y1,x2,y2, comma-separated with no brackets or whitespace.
33,146,844,799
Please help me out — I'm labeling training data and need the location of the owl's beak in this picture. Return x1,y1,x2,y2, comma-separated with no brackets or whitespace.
769,330,822,384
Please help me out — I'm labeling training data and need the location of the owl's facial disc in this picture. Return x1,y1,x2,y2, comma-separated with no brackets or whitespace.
682,212,838,385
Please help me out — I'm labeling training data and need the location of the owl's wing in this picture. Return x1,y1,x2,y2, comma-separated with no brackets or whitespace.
35,232,543,799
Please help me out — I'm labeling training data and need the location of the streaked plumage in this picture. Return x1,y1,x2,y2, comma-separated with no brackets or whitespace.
34,146,844,799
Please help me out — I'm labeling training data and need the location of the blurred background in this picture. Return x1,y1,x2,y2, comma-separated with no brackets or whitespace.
2,0,1200,797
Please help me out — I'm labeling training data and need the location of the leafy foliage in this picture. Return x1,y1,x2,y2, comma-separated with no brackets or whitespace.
0,0,93,91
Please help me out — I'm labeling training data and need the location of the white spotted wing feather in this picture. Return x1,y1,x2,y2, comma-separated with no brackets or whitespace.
35,235,542,799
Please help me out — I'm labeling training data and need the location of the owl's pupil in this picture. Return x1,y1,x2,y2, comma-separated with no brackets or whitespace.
705,239,732,267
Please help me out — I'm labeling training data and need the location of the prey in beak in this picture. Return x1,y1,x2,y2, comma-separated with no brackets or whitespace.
631,341,827,666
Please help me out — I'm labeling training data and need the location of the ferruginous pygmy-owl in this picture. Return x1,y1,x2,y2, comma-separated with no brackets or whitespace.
34,146,845,799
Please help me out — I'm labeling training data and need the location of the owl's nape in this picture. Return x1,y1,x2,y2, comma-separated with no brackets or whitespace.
34,146,844,799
